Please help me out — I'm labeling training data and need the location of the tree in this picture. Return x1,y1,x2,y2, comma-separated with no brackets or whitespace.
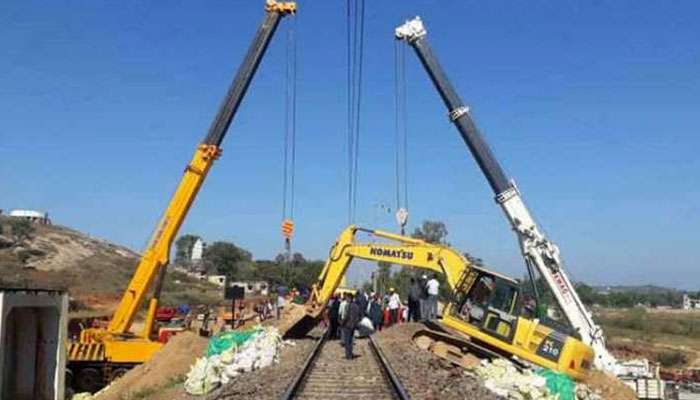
291,252,306,266
575,283,598,305
175,234,201,264
463,252,484,267
203,241,252,277
8,218,34,245
375,261,393,295
412,220,448,244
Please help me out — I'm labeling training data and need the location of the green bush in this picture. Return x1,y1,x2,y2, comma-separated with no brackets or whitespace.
7,218,34,244
656,350,687,367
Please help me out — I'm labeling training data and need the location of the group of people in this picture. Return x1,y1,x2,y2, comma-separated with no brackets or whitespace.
407,274,440,322
325,274,440,360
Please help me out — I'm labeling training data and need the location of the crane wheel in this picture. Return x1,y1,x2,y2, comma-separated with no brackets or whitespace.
75,367,103,393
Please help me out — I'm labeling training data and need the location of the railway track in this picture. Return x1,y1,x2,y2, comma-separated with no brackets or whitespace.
282,332,410,400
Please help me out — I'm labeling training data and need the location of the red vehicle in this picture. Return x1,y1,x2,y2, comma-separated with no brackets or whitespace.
155,306,176,322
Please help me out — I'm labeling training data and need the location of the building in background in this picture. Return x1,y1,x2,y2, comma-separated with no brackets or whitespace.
207,275,227,288
229,281,269,296
8,209,51,225
683,294,700,310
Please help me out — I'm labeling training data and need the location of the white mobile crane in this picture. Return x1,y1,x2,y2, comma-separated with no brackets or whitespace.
395,17,619,373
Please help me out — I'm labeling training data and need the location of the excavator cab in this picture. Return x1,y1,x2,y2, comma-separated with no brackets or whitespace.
452,268,521,343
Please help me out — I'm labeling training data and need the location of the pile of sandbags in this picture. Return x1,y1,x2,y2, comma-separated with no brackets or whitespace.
184,326,292,395
476,358,556,400
575,384,603,400
474,358,602,400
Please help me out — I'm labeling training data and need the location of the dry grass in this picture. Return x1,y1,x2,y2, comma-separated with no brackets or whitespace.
598,308,700,367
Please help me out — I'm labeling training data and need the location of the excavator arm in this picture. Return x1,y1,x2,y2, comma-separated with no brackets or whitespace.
298,225,472,325
106,0,297,338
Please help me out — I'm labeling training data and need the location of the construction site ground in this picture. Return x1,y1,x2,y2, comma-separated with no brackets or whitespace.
87,310,637,400
93,331,209,400
373,323,499,400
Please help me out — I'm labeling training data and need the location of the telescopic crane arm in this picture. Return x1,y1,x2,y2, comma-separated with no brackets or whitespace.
106,1,296,337
395,17,617,372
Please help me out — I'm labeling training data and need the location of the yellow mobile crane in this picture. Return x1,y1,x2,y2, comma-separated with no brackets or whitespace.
67,1,296,392
289,226,594,380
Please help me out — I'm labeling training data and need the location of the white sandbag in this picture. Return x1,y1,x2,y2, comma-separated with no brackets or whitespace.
184,326,289,395
476,358,555,400
359,317,374,331
184,356,223,395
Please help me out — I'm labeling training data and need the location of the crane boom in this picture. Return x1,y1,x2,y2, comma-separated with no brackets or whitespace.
107,0,296,336
395,17,617,372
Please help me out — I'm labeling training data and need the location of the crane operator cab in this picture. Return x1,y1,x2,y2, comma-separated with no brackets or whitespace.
442,266,594,379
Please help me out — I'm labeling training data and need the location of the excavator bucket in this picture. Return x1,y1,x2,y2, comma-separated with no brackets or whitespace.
276,303,320,338
282,313,318,338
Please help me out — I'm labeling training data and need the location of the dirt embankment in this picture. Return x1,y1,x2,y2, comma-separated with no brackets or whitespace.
584,371,636,400
374,323,501,400
94,332,208,400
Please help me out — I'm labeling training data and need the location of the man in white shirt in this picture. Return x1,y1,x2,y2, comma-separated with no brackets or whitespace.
426,275,440,320
387,288,402,326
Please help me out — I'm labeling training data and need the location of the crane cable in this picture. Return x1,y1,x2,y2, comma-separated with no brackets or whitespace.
394,40,409,234
346,0,366,223
281,16,297,259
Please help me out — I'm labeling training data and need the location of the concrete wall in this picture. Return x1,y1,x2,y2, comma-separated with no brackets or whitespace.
0,289,68,400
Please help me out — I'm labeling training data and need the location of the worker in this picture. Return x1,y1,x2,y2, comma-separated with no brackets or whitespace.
387,288,402,326
329,295,341,339
356,289,369,318
426,274,440,320
276,286,287,320
340,293,360,360
418,274,429,321
408,277,422,322
368,294,383,332
338,294,349,344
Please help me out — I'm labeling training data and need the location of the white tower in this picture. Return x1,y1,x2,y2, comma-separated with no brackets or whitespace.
191,238,204,262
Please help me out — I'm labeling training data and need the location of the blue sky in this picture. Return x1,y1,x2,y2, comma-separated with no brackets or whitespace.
1,1,698,289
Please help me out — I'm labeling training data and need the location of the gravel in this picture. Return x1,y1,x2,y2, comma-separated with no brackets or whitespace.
373,322,503,400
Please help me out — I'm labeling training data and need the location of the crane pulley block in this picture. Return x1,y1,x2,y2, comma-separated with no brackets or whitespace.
266,0,296,14
281,219,294,239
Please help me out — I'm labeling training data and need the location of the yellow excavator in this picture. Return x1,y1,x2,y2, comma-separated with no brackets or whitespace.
67,1,296,392
286,225,594,380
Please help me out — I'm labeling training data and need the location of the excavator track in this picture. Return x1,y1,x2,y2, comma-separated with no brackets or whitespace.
412,322,528,371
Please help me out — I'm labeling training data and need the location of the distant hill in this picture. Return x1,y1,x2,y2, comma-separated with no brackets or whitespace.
591,284,682,295
0,216,221,311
